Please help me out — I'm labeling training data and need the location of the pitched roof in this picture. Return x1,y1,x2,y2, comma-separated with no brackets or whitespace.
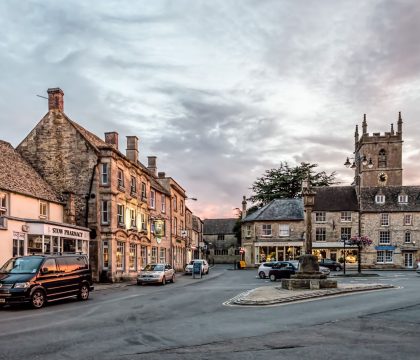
0,141,62,203
313,186,358,211
242,199,303,222
361,186,420,212
203,218,237,235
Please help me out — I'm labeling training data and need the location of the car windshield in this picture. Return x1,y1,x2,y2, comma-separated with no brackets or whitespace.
0,257,43,274
143,264,164,271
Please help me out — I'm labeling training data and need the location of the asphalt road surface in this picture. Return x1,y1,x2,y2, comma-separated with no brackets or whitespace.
1,266,420,360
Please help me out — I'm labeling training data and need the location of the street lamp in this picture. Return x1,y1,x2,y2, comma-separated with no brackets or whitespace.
344,153,373,273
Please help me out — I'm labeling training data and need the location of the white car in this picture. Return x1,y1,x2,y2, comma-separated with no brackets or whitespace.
257,262,281,279
416,262,420,274
137,263,175,285
185,259,209,275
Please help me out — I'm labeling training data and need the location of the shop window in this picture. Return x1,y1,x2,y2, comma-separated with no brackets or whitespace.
103,241,109,269
116,241,125,270
315,212,326,222
101,163,109,185
141,246,147,266
341,211,352,222
129,244,137,271
379,230,390,244
316,227,326,241
377,250,393,263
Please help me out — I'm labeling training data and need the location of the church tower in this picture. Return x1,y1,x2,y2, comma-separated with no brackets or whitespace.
354,113,403,188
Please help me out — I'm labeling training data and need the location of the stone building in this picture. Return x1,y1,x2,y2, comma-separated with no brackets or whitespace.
312,186,359,263
17,88,177,281
0,140,89,266
191,215,204,259
241,199,305,266
157,174,188,271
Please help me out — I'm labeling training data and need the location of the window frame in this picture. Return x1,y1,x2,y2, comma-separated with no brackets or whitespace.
375,195,385,204
315,212,326,223
117,168,125,189
379,230,390,244
340,211,352,222
101,163,109,185
129,243,137,271
315,227,326,241
340,227,352,241
398,194,408,204
380,213,389,226
279,224,290,237
405,231,412,244
116,241,125,270
261,224,272,237
101,200,110,224
161,194,166,213
39,201,48,219
117,204,125,226
130,176,137,194
404,214,413,226
150,189,156,209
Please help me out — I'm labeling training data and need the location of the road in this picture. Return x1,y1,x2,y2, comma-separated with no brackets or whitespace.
1,266,420,360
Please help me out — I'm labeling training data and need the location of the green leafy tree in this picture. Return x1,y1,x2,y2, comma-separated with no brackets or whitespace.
249,162,337,207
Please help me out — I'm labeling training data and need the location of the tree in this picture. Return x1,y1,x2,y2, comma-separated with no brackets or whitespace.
347,235,373,274
249,162,337,207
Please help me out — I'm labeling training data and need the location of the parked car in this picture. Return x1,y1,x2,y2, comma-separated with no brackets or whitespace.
137,263,175,285
287,260,330,276
0,254,93,309
257,261,281,279
185,259,209,275
268,261,298,281
416,262,420,274
319,258,342,271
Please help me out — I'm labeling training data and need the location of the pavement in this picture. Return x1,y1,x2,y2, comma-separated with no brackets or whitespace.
228,283,395,306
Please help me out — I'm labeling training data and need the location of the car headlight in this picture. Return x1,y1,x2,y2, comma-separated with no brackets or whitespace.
14,282,30,289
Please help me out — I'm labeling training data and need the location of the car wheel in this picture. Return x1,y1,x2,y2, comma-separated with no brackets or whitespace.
31,289,46,309
78,284,90,301
335,266,341,271
269,274,276,282
161,277,166,285
259,271,266,279
171,274,175,283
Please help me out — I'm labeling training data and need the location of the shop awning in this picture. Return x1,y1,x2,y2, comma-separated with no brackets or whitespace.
375,245,396,251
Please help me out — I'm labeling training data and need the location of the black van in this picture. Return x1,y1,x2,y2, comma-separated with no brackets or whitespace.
0,254,93,309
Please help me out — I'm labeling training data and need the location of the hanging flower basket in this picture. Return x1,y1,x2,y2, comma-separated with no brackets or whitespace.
348,235,373,247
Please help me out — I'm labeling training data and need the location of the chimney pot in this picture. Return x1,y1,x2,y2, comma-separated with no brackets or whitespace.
158,172,166,178
47,88,64,112
105,132,119,150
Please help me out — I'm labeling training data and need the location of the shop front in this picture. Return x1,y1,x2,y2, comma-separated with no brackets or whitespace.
254,241,303,264
25,222,90,257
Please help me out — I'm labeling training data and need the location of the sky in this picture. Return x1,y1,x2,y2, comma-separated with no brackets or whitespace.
1,0,420,220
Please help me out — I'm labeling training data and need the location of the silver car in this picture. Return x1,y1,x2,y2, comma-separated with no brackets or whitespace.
137,263,175,285
185,259,209,275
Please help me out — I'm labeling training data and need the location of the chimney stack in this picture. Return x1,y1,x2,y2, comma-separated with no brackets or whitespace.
105,132,119,150
47,88,64,112
147,156,157,176
126,136,139,163
158,172,166,178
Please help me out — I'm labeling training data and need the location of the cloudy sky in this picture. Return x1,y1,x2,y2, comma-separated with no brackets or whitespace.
1,0,420,219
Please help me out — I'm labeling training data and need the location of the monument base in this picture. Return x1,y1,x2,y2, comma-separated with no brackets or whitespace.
281,254,338,290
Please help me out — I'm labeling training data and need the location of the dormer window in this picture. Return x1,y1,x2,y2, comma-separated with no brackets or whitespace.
398,194,408,204
378,149,387,168
375,194,385,204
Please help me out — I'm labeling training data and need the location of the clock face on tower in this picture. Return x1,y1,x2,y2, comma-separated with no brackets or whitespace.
378,172,388,185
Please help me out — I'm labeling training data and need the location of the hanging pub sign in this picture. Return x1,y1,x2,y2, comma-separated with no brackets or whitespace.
154,220,165,239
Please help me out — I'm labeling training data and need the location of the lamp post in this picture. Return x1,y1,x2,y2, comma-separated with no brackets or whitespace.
344,153,373,273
